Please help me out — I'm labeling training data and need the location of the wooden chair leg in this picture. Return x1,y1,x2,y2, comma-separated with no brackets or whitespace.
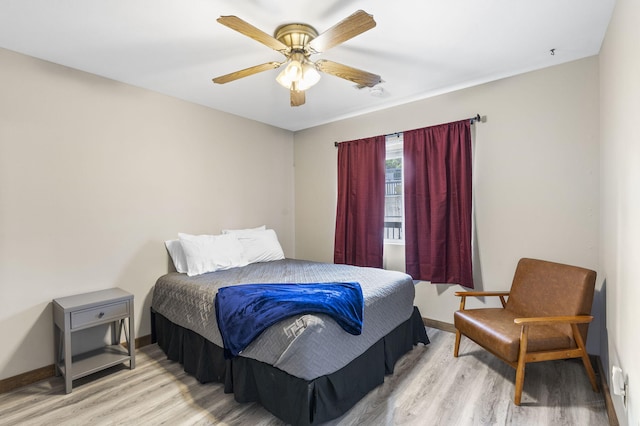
454,297,465,358
454,330,461,357
581,353,599,392
514,359,526,405
514,325,529,405
571,324,599,392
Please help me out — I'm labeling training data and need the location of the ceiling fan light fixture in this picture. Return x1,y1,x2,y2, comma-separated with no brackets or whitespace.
276,52,321,91
276,59,303,88
296,62,321,91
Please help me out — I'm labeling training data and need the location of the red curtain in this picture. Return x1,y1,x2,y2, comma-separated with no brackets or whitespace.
334,136,386,267
403,120,473,288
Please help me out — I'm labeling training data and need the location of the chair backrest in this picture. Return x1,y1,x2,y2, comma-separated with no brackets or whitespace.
506,258,596,339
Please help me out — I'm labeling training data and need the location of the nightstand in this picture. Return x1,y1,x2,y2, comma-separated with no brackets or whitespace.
53,288,135,393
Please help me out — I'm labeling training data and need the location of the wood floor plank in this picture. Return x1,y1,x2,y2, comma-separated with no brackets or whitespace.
0,328,608,426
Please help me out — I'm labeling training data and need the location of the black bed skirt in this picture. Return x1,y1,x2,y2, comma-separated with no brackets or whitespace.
151,308,429,425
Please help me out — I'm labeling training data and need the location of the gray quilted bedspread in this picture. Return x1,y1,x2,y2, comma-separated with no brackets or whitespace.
151,258,415,380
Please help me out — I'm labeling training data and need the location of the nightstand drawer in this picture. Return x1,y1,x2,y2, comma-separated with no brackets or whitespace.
71,301,129,329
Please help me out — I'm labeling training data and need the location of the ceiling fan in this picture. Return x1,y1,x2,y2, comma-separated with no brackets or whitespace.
212,10,382,107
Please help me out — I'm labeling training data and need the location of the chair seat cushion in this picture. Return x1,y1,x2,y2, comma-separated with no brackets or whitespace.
454,308,575,362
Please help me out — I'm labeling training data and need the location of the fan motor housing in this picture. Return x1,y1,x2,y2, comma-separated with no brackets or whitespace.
274,24,318,52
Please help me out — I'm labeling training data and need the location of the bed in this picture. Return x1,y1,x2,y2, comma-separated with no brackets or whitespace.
151,258,428,425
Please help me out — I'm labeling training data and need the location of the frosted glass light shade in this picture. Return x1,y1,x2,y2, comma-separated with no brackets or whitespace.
276,58,320,91
276,60,302,89
296,63,321,91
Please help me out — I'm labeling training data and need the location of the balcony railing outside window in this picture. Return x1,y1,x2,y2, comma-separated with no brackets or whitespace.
385,134,404,242
384,176,402,240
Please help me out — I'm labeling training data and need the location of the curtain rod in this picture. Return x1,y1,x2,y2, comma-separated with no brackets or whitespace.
334,113,483,147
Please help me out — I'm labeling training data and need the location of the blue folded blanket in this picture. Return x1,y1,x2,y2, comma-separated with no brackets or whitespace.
215,282,364,357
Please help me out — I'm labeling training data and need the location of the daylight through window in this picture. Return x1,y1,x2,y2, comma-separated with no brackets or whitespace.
384,133,404,242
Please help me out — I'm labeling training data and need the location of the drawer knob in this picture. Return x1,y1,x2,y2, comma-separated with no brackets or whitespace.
98,312,105,318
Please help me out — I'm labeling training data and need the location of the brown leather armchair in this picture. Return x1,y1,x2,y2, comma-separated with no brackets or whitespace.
453,258,599,405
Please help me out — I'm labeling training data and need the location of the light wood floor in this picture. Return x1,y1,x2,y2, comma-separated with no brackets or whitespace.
0,328,609,425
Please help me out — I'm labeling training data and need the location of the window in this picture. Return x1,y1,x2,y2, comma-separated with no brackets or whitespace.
384,133,404,242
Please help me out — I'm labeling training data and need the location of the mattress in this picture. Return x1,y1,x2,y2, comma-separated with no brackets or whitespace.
151,258,416,380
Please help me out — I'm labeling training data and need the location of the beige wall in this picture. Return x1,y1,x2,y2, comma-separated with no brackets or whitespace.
294,57,600,347
0,48,295,380
599,0,640,423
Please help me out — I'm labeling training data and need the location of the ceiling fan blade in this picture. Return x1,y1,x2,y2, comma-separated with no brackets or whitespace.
308,10,376,53
315,59,381,87
217,15,288,53
212,62,282,84
290,89,305,107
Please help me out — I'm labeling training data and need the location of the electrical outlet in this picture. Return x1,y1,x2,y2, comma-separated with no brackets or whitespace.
611,365,628,409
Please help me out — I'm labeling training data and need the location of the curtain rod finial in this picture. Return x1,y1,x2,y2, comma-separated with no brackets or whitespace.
471,114,484,124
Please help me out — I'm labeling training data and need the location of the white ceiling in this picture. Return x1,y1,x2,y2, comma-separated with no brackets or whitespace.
0,0,615,132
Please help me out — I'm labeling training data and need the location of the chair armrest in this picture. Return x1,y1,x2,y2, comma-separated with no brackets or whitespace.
454,291,510,297
514,315,593,326
455,291,510,310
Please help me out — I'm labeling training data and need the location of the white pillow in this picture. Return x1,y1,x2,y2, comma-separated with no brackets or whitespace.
228,228,285,264
221,225,266,235
178,233,248,277
164,239,188,273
